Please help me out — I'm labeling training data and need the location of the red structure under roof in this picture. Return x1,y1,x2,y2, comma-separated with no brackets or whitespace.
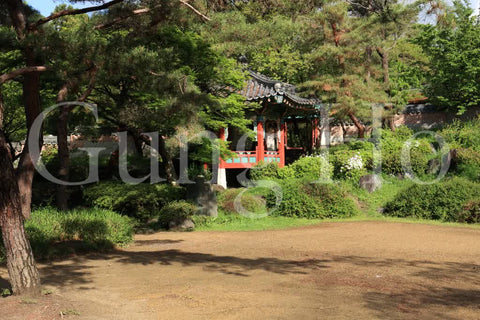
216,70,324,188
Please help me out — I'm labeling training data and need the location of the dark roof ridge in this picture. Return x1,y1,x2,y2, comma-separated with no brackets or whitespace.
242,69,320,107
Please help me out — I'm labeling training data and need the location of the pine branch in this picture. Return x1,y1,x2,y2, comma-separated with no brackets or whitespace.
179,0,211,21
0,66,48,84
94,7,153,30
94,0,211,29
28,0,124,31
78,66,99,102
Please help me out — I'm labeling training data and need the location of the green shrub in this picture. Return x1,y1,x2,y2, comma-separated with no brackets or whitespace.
1,207,134,261
439,118,480,181
331,150,368,181
40,146,105,182
83,181,185,222
157,200,197,229
250,156,332,181
456,163,480,182
289,155,333,180
440,117,480,151
384,177,480,222
267,179,358,219
249,162,284,180
380,127,433,176
458,200,480,224
453,148,480,181
217,188,269,215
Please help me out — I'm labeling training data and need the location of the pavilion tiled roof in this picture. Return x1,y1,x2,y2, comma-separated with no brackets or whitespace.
240,70,321,110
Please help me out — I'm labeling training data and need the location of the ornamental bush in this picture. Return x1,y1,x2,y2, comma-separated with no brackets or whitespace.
217,188,269,215
332,150,367,181
266,179,358,219
440,118,480,152
1,207,135,261
384,177,480,222
289,155,333,180
250,155,333,181
84,181,185,222
457,200,480,224
157,200,197,229
438,118,480,181
249,162,284,180
380,127,433,176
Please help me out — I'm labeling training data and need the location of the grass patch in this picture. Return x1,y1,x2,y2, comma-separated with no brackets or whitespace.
1,207,135,262
340,176,415,217
193,212,480,232
193,212,323,231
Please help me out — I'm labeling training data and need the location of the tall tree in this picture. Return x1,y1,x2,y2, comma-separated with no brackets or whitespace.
415,0,480,114
0,0,164,295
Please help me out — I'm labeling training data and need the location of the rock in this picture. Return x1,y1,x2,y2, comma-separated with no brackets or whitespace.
211,184,225,193
427,158,441,174
186,175,218,217
359,174,382,193
169,218,195,232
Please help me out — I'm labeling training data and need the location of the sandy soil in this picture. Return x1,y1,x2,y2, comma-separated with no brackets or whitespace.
1,221,479,319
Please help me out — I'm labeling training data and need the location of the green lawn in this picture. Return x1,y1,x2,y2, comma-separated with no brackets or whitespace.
193,213,322,231
193,212,480,232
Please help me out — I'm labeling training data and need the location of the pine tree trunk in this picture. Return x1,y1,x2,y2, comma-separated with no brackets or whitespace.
56,84,70,211
381,50,389,87
159,135,177,183
56,105,70,211
0,131,41,296
340,121,348,142
16,48,42,220
348,112,365,139
376,47,390,90
365,46,373,82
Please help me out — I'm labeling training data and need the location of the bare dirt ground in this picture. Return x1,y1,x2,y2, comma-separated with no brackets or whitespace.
1,221,479,320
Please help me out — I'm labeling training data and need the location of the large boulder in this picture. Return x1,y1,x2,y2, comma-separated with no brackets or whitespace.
169,218,195,232
186,175,218,217
359,174,382,193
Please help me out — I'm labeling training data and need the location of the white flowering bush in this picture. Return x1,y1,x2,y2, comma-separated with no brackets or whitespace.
340,153,364,173
334,151,368,181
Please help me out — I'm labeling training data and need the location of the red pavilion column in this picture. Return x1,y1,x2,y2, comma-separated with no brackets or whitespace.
312,118,320,149
217,127,227,188
256,118,264,164
279,121,286,167
218,127,226,169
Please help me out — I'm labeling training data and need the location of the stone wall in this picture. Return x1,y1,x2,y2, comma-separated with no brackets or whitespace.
327,106,480,143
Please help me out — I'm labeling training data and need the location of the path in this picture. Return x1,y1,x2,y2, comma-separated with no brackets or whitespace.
1,221,479,319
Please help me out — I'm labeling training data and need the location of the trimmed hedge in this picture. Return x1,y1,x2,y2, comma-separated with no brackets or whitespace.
84,181,185,222
384,177,480,222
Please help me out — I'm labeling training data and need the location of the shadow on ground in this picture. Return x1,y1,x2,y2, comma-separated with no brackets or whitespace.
39,247,479,284
36,242,479,319
0,276,11,290
364,287,480,320
133,239,184,246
